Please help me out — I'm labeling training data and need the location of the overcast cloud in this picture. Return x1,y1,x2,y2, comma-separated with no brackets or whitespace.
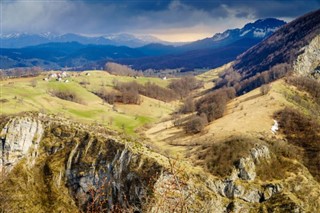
1,0,319,41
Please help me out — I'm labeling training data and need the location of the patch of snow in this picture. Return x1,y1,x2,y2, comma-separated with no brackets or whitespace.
253,27,279,38
271,120,279,134
253,29,266,38
266,27,279,33
39,32,58,39
240,30,250,37
0,33,23,39
212,32,230,41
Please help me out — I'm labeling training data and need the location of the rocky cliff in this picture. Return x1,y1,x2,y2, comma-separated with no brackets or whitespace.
0,113,165,212
0,113,320,212
294,35,320,78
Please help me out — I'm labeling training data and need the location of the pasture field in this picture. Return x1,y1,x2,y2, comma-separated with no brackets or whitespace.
0,70,176,135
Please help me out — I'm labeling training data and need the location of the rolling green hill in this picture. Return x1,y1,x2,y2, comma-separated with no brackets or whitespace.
0,70,175,135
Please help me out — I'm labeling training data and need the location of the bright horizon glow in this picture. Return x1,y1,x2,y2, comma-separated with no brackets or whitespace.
152,32,214,42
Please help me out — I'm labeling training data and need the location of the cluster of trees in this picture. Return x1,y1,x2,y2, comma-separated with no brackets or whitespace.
97,81,175,105
168,76,204,99
115,81,177,103
215,63,290,95
104,62,143,77
0,67,42,79
180,87,236,134
49,89,84,104
97,87,140,105
179,98,195,114
178,62,292,134
184,114,208,134
260,84,271,95
140,82,176,102
97,76,203,105
196,88,236,122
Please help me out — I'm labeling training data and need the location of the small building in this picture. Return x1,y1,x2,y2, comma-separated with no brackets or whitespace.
49,73,58,79
61,72,68,78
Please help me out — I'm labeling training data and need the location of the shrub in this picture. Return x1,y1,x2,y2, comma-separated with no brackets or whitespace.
114,81,176,102
215,67,241,88
287,76,320,104
121,90,141,104
141,82,176,102
275,107,320,181
179,97,195,114
105,62,142,77
198,136,258,177
196,88,235,122
113,81,141,104
184,114,208,134
30,79,38,88
50,89,84,104
169,76,203,99
260,84,271,95
95,88,140,105
114,81,141,93
79,80,90,86
215,63,290,95
96,89,118,104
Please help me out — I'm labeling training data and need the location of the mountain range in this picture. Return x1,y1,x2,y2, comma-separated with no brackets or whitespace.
1,8,320,213
0,18,286,71
0,32,184,48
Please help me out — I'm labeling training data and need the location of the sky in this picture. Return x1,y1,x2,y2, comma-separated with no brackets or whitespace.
1,0,320,42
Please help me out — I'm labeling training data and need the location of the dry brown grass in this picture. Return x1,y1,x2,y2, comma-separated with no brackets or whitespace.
197,136,259,178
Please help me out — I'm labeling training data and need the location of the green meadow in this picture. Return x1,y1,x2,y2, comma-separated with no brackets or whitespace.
0,70,176,135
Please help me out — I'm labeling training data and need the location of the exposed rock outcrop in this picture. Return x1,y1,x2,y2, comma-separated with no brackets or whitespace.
66,140,161,212
294,35,320,78
0,117,43,171
206,145,282,207
232,145,270,181
0,114,320,213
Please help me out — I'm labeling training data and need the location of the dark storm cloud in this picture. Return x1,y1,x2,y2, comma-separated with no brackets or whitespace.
2,0,319,40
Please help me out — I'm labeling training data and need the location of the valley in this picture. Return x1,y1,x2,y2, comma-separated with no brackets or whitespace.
0,3,320,213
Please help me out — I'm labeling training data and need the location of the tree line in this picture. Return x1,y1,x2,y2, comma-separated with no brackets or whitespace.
96,76,203,105
0,67,42,79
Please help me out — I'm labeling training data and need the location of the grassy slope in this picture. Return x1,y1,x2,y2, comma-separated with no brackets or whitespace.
2,67,320,211
144,68,298,159
0,70,175,135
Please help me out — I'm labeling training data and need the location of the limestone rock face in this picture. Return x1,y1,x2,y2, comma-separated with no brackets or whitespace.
65,142,157,212
1,115,320,213
235,145,270,181
208,145,279,205
237,157,256,180
0,117,43,170
294,35,320,77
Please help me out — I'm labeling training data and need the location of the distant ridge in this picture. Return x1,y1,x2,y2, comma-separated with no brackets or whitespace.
0,33,178,48
0,18,287,70
179,18,286,51
233,9,320,78
117,18,286,71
